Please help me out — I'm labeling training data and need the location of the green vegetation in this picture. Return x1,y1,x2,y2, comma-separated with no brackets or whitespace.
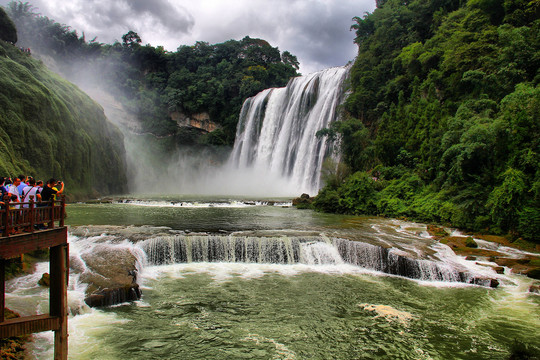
314,0,539,242
0,40,127,198
5,1,299,145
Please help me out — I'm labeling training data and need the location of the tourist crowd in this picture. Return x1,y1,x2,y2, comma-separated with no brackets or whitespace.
0,175,64,205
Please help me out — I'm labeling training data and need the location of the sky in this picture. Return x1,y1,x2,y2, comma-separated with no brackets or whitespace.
1,0,376,74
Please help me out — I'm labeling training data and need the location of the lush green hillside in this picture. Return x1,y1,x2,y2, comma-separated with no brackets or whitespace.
0,41,127,198
314,0,539,242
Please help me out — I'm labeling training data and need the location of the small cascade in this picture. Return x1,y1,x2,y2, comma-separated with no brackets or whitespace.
334,239,468,282
229,66,350,195
141,235,307,265
139,235,498,286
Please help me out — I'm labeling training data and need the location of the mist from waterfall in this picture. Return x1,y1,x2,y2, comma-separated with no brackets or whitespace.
119,66,350,197
66,63,349,197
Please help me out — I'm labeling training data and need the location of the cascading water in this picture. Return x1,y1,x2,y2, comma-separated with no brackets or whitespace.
139,235,496,286
229,66,350,195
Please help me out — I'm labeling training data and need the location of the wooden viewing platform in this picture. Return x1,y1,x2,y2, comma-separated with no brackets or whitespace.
0,195,68,360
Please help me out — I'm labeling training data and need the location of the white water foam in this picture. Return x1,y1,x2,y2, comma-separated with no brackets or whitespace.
113,199,292,208
8,226,537,359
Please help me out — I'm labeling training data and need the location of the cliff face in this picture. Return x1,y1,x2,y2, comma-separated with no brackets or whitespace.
170,111,220,133
0,41,127,198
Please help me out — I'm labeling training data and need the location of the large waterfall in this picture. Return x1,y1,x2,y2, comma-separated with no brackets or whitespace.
229,66,350,195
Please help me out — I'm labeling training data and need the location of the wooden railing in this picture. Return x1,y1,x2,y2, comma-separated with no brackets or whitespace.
0,195,66,237
0,194,68,359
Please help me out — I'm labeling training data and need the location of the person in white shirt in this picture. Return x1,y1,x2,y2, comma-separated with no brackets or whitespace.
7,177,21,205
21,177,41,208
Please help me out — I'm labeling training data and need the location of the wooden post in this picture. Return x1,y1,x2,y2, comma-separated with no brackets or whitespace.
50,244,68,360
3,195,10,237
48,199,54,229
0,259,4,323
29,195,35,233
59,196,65,228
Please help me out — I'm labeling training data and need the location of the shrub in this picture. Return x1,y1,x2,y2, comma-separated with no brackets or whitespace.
338,172,378,214
465,236,478,248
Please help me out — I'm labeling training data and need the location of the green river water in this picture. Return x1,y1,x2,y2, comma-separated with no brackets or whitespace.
6,197,540,359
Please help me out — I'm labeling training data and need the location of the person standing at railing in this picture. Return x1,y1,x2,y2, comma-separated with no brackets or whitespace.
0,177,7,200
6,177,22,234
36,180,44,194
22,177,41,207
16,175,28,195
7,177,21,205
41,178,64,202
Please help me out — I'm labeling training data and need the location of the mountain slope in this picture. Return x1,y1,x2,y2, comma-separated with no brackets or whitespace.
0,41,127,198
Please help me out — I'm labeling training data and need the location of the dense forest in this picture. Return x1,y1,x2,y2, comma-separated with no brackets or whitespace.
313,0,539,242
4,1,300,146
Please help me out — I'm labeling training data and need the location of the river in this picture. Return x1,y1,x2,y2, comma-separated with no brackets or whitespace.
5,196,540,359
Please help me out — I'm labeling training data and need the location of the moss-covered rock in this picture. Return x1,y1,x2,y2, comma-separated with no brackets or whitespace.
439,233,540,279
426,225,449,238
465,236,478,248
0,309,27,360
293,193,314,209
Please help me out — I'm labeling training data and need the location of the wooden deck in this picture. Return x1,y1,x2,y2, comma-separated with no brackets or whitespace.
1,196,68,360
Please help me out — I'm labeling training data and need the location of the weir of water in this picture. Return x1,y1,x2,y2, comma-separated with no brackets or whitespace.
229,66,350,195
139,235,497,286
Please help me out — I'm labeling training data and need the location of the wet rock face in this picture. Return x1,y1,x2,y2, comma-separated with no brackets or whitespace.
72,244,142,307
85,284,142,307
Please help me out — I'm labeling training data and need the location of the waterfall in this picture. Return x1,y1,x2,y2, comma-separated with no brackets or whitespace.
139,235,497,286
229,66,350,195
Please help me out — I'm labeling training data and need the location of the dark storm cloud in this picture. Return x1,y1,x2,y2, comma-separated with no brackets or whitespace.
0,0,375,73
119,0,194,33
288,1,362,70
207,0,370,73
0,0,195,43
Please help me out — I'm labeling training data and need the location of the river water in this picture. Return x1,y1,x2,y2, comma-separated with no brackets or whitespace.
5,197,540,359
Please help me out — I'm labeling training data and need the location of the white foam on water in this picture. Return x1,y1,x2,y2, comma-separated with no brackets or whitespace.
113,199,292,208
139,262,386,284
475,239,540,258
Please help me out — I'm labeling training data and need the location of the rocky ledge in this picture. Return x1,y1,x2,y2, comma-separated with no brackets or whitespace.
427,225,540,281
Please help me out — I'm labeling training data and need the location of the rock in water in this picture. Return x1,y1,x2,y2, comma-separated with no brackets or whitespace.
38,273,50,287
78,244,142,307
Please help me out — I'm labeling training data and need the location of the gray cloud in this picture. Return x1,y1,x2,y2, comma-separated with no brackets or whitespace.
0,0,375,73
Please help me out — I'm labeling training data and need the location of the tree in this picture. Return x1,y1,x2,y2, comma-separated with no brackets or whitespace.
281,51,299,70
122,30,141,48
487,168,527,232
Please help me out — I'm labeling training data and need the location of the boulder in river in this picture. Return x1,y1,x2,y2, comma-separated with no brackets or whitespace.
75,244,142,307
